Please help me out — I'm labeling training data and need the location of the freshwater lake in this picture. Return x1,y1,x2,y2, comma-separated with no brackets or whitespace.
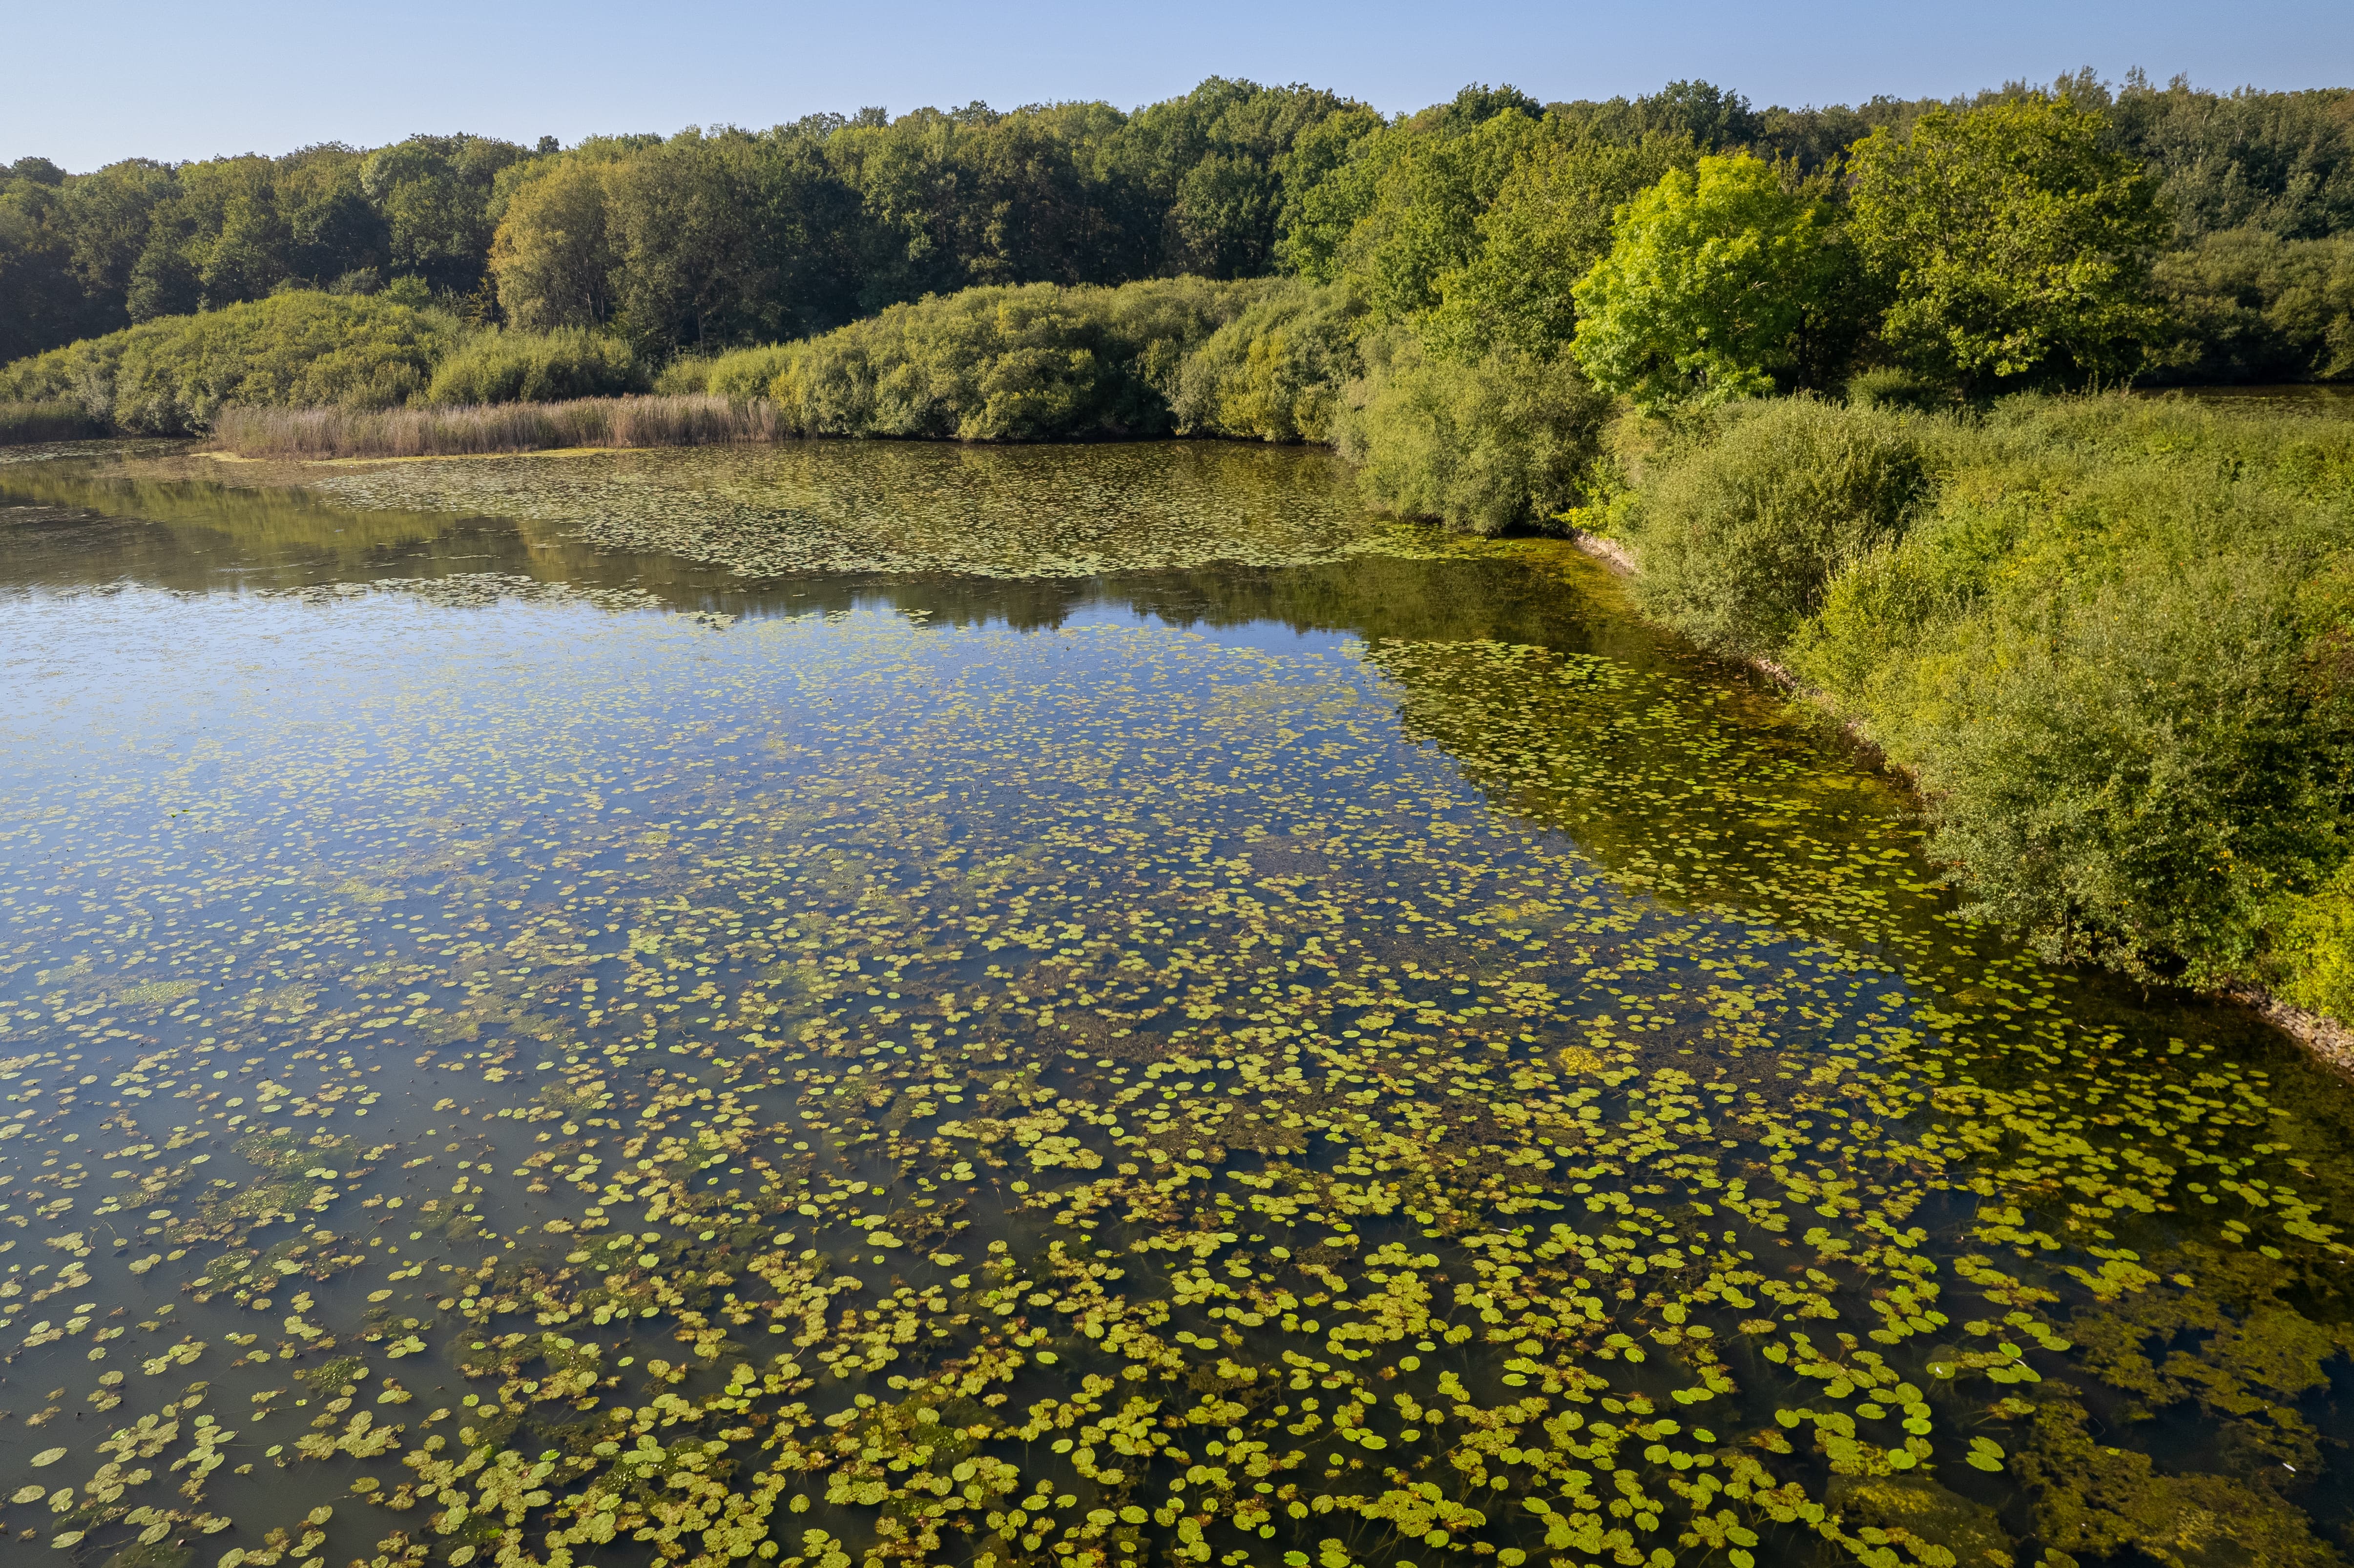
1,439,2348,1568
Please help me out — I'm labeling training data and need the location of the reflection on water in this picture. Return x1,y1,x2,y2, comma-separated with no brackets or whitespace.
0,443,2349,1568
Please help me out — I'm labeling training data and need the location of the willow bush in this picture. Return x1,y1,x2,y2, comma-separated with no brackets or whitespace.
1622,396,1932,660
1168,277,1367,443
423,326,645,405
1333,330,1610,535
1662,394,2354,1008
0,290,460,434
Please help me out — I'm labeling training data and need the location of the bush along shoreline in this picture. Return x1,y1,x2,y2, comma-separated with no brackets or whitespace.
1581,394,2354,1064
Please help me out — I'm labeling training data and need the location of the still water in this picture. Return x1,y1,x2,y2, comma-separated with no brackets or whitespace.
1,440,2349,1568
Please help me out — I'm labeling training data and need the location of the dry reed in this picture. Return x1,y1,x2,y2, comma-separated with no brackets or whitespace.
207,395,786,459
0,401,104,445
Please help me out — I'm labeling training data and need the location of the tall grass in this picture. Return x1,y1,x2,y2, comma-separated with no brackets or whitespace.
208,395,784,459
0,401,104,444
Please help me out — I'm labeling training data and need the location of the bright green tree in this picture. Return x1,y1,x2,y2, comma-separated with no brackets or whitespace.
1420,131,1696,358
1570,153,1847,408
1846,98,2170,392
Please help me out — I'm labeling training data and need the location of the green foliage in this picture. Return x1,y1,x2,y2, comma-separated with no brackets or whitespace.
758,278,1272,440
1270,106,1392,281
1848,100,2171,392
1328,110,1548,325
653,344,796,400
2274,863,2354,1020
0,399,102,444
1571,154,1854,409
1844,366,1950,412
1417,133,1696,359
1332,330,1610,535
1112,78,1369,279
1626,396,1928,658
487,160,619,331
1779,395,2354,991
2103,73,2354,239
1170,278,1367,442
0,289,459,433
422,327,644,406
2149,227,2354,382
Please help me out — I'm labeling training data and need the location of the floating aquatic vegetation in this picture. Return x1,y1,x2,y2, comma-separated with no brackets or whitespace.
0,449,2348,1568
299,441,1414,578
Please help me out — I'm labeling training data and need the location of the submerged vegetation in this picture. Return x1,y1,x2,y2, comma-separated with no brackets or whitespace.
6,67,2347,1036
1,70,2351,1568
4,475,2354,1568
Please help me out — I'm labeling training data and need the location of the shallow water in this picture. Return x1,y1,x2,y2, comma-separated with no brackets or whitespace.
1,440,2349,1568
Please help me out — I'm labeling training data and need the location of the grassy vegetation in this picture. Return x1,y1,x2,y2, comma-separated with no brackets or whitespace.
208,395,778,458
0,399,103,444
1613,393,2354,1018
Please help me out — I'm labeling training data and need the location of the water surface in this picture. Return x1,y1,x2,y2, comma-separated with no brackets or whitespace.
1,440,2348,1568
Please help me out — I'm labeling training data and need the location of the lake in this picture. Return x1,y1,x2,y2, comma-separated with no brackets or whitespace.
1,439,2348,1568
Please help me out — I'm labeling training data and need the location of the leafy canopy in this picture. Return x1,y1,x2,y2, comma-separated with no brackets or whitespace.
1569,153,1845,409
1846,99,2171,391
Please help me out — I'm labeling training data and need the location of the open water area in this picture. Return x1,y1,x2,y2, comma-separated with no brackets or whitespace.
0,438,2349,1568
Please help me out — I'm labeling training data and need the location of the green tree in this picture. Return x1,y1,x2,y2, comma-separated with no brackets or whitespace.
360,135,527,293
489,159,618,330
1846,99,2170,391
1570,153,1850,408
1331,108,1548,323
0,172,109,359
1110,78,1367,277
1420,132,1696,358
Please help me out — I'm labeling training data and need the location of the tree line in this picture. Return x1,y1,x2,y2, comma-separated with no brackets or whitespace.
4,71,2350,367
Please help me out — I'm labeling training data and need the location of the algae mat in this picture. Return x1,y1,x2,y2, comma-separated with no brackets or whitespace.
0,441,2349,1568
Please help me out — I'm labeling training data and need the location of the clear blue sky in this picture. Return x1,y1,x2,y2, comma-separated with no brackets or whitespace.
11,0,2351,171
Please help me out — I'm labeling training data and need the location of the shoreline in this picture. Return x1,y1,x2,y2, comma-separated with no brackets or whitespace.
1566,528,2354,1077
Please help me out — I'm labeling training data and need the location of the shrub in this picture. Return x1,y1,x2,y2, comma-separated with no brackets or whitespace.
1844,367,1947,412
1627,396,1929,658
1788,394,2354,993
2275,867,2354,1021
1170,278,1365,442
0,291,459,434
655,345,796,399
764,277,1269,440
423,327,645,405
1332,331,1611,536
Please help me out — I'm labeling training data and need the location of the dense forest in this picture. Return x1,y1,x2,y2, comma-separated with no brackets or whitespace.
4,71,2351,366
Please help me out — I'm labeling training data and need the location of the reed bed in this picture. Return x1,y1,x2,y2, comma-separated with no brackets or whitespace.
208,395,786,459
0,401,104,445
